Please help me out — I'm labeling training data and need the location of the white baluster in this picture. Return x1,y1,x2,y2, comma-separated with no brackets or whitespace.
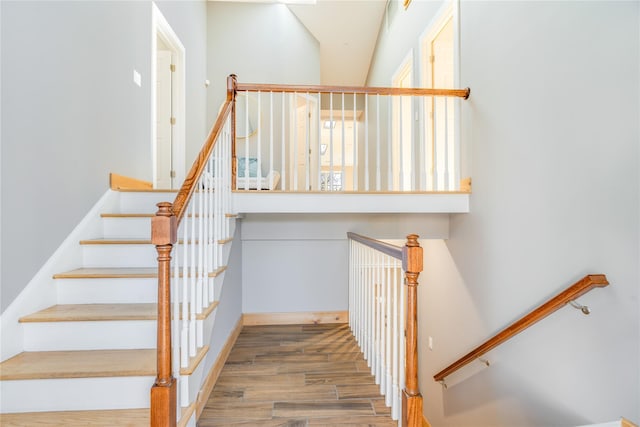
444,96,450,191
270,92,274,190
353,92,357,191
433,99,439,191
341,92,345,191
391,258,399,421
257,91,262,192
364,93,369,191
385,257,392,404
281,93,286,191
189,201,197,358
376,94,381,191
180,215,188,369
305,93,310,191
329,93,334,191
387,95,392,191
244,90,250,190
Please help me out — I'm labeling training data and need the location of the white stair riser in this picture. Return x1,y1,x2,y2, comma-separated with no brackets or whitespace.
56,278,157,304
102,217,152,239
119,192,176,213
0,376,154,413
82,245,157,268
23,321,157,351
83,243,228,269
179,356,208,408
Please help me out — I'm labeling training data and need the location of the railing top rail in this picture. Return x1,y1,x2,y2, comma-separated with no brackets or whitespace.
433,274,610,382
236,82,470,99
171,99,233,224
347,232,403,260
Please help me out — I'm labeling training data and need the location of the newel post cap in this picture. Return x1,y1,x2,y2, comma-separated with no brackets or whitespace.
151,202,177,246
402,234,423,274
227,74,238,101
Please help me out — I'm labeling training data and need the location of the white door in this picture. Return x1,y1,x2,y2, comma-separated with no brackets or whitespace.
392,54,414,191
289,94,319,191
156,49,173,189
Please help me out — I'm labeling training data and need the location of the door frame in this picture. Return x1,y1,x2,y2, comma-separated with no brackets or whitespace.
151,3,185,189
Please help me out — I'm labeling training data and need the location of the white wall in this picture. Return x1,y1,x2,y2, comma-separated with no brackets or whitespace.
368,1,639,425
0,1,151,312
241,213,450,314
206,1,320,125
0,1,208,313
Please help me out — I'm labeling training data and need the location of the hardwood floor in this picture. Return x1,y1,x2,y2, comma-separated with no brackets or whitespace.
199,323,397,427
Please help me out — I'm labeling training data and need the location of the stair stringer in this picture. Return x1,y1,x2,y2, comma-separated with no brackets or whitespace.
0,190,119,361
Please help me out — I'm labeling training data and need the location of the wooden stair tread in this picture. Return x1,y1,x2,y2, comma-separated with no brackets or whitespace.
0,408,149,426
53,266,227,279
19,304,157,323
0,349,156,380
20,301,220,323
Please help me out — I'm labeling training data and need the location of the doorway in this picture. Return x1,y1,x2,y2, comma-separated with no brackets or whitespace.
152,4,185,189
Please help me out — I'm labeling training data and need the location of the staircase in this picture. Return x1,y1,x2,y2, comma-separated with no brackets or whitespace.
0,189,236,426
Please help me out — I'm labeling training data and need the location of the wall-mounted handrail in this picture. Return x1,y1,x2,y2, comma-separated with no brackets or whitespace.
348,232,424,427
433,274,610,383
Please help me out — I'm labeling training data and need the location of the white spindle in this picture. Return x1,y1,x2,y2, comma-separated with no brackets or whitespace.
387,96,392,191
305,94,310,191
341,92,345,190
364,94,369,191
444,96,450,191
188,201,197,358
433,99,439,191
376,94,381,191
244,91,249,190
329,93,334,191
257,91,262,192
317,92,321,191
281,93,286,191
270,92,274,190
398,95,404,192
385,259,392,404
353,93,357,191
293,94,298,191
391,258,400,421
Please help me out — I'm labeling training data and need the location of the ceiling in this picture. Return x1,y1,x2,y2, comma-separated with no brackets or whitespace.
213,0,387,86
286,0,387,86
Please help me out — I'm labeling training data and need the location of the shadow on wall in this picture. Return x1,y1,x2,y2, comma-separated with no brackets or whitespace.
442,363,590,427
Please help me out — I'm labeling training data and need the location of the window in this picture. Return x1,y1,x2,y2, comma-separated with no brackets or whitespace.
420,0,460,191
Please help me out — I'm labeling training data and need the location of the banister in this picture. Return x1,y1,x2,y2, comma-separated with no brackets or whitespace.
347,232,424,427
433,274,610,383
347,232,403,260
236,82,470,99
172,99,233,224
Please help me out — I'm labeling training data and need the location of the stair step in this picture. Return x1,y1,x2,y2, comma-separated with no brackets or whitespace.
0,408,149,426
0,349,156,380
53,266,227,279
19,304,157,323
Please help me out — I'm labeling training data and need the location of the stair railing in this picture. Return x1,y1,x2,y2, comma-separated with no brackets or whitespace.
234,82,470,192
433,274,610,385
348,232,424,427
150,75,237,426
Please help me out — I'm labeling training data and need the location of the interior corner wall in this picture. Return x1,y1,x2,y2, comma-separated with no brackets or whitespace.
367,1,639,425
205,1,321,126
154,0,208,166
0,1,152,312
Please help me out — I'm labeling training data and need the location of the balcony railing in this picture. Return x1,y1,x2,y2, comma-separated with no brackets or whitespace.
231,78,470,193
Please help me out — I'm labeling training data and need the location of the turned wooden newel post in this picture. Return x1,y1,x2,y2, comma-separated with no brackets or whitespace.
402,234,424,427
228,74,238,191
150,202,177,427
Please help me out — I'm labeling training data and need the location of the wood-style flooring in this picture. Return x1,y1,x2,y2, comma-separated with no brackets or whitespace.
199,323,396,427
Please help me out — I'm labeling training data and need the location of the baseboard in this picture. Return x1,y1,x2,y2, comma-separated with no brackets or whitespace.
194,317,243,419
242,311,348,326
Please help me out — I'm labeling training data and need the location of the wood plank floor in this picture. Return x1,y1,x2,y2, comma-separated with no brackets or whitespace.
199,323,397,427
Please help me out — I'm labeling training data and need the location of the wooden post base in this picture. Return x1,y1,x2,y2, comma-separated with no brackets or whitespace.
150,378,177,427
402,390,424,427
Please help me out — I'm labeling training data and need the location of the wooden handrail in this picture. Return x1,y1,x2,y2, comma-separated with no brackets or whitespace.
433,274,610,382
347,232,403,260
172,76,235,223
236,82,471,99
